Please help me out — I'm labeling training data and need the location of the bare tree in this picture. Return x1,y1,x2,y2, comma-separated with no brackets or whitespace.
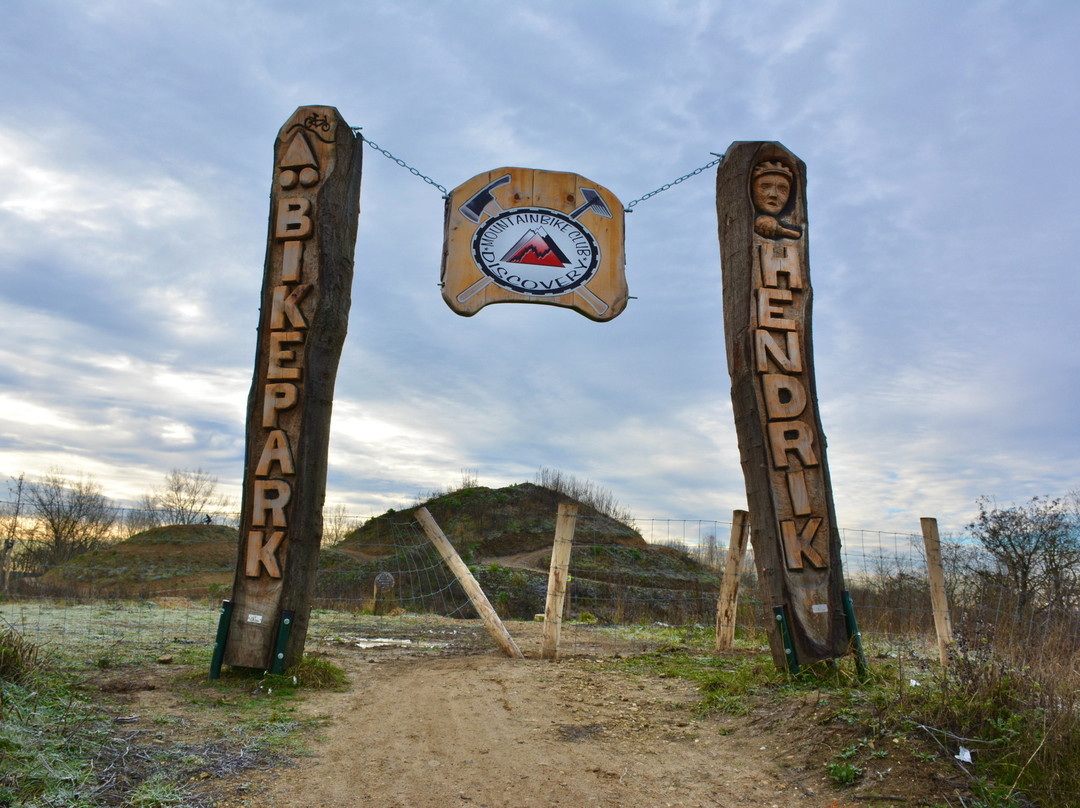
144,468,227,525
21,469,119,570
968,495,1080,617
121,492,162,536
322,503,361,546
0,474,22,591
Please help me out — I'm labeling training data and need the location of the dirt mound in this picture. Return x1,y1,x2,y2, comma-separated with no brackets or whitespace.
336,482,647,560
37,524,238,597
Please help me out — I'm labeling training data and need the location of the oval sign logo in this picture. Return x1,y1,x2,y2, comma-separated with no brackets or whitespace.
471,207,600,297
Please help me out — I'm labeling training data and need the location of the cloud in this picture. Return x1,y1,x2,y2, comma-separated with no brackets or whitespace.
1,0,1077,545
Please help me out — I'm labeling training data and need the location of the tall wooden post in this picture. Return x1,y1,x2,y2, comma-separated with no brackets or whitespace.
717,142,850,668
715,510,750,651
920,517,953,666
542,503,578,660
222,107,362,670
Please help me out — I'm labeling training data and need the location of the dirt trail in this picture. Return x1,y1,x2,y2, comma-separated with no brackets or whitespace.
265,647,846,808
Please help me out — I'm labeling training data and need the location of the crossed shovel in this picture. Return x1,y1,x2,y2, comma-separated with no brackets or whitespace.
456,174,611,315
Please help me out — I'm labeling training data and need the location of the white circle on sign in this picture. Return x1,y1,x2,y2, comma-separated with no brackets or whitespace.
471,207,600,297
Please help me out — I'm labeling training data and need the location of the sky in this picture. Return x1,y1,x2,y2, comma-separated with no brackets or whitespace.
0,0,1077,539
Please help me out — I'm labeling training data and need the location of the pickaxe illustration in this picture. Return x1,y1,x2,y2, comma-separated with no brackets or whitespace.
568,187,612,220
458,173,512,223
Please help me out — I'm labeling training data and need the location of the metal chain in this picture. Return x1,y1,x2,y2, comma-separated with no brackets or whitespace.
354,129,449,196
623,153,724,212
352,130,721,211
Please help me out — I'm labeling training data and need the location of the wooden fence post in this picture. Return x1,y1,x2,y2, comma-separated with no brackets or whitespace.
415,507,524,659
542,504,578,660
920,517,953,666
716,510,751,651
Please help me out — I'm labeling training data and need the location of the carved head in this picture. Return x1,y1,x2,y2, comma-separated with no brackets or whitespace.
751,161,794,216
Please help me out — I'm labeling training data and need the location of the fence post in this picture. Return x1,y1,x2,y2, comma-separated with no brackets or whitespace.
541,504,578,660
208,600,234,680
920,517,953,666
716,510,750,651
415,507,524,659
773,605,800,675
841,590,869,679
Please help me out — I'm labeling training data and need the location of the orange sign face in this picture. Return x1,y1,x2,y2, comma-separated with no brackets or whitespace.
441,168,628,321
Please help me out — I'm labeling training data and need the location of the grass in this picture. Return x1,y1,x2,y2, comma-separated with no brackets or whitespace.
873,637,1080,808
4,596,1079,807
0,617,348,807
0,631,114,807
606,626,1080,808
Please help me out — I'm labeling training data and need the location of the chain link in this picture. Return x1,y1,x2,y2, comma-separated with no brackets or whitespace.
623,153,724,212
352,130,721,210
355,130,449,196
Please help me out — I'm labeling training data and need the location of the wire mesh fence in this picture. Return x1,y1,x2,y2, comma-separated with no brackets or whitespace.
1,506,1077,672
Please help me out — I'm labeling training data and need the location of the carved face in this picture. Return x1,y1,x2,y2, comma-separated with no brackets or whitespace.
752,174,791,216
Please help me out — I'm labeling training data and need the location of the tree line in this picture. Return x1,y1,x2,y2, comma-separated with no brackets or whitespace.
2,466,1077,627
2,468,230,577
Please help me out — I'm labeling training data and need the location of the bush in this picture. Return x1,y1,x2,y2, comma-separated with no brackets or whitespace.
0,626,38,682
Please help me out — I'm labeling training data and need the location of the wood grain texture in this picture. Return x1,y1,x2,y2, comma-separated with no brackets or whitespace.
223,106,362,670
921,517,953,665
541,503,578,661
441,167,627,321
715,510,750,652
716,142,849,667
416,507,524,660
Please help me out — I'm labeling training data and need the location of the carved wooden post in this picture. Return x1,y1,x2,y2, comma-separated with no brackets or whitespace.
222,106,362,670
716,142,850,668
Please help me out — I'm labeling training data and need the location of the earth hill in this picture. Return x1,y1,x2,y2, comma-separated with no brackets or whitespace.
33,483,722,623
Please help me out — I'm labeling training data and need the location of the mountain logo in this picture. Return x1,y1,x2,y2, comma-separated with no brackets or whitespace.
470,207,600,297
500,228,571,267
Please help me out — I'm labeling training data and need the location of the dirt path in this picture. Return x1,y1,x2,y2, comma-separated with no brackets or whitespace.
264,647,845,808
108,617,949,807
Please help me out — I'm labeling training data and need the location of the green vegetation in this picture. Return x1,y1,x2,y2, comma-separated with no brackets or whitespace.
1,630,115,806
0,623,346,807
607,632,1080,808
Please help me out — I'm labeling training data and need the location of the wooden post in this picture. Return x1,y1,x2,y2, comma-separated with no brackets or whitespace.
717,142,850,668
920,517,953,666
222,107,363,670
415,507,524,660
715,510,750,651
542,504,578,660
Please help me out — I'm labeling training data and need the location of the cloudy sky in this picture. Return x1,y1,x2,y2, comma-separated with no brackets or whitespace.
1,0,1077,538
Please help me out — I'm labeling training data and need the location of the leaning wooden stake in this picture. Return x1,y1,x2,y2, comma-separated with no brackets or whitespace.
920,517,953,666
415,507,524,660
541,504,578,661
715,510,751,651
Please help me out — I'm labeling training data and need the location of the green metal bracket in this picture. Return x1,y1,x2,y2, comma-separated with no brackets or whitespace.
270,609,295,675
208,599,233,680
773,605,800,676
841,590,869,679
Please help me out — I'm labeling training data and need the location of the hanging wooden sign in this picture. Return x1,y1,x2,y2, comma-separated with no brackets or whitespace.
716,141,851,668
222,106,362,670
441,168,628,321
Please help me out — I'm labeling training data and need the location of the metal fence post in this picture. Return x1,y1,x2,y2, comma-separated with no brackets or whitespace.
208,600,233,680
